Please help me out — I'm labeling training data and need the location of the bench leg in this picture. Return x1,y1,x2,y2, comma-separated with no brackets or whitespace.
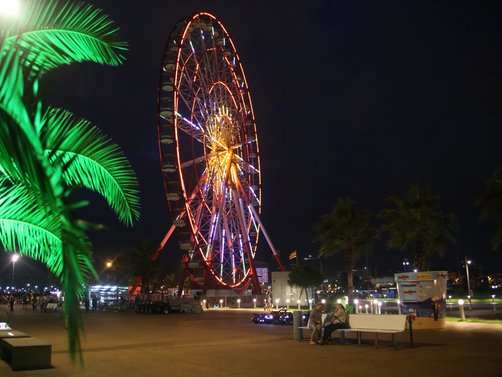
357,331,361,345
374,333,379,347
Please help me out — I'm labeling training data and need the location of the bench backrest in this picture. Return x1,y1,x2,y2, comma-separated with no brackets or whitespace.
348,314,407,331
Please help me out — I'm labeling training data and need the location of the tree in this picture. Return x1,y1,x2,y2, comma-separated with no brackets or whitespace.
288,265,324,303
123,241,161,295
477,167,502,250
0,0,139,362
314,198,376,301
379,184,456,271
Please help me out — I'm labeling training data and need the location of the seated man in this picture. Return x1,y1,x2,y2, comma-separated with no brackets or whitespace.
319,303,348,345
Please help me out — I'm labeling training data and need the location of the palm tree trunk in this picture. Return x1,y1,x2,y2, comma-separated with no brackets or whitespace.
344,249,355,302
415,235,427,271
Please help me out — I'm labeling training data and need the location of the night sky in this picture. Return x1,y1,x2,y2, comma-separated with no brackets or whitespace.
2,0,502,285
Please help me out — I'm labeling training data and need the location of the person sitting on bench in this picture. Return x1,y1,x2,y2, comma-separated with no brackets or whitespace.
319,303,348,345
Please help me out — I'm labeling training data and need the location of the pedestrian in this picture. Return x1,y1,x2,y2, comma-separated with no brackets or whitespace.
84,297,90,312
32,296,37,312
319,303,348,345
8,295,15,312
91,294,98,311
308,303,324,344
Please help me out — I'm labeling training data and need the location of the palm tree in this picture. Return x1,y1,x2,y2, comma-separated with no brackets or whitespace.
477,167,502,250
314,198,376,301
123,240,162,295
288,265,324,304
0,0,139,362
379,184,456,271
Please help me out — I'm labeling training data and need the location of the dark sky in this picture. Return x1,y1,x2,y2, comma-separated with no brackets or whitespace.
3,0,502,285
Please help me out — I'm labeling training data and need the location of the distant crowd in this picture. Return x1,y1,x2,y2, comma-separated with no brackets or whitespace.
0,293,61,312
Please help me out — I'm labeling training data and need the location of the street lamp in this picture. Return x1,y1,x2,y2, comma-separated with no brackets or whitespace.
0,0,21,17
11,254,20,289
465,258,472,309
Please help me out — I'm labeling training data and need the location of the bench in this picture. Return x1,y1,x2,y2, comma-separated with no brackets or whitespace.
298,313,408,347
43,303,59,313
1,337,52,371
0,330,30,359
342,314,407,347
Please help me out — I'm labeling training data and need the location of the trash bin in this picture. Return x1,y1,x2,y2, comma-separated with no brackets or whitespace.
293,311,302,340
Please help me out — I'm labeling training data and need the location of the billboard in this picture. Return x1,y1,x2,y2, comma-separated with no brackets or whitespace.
394,271,448,319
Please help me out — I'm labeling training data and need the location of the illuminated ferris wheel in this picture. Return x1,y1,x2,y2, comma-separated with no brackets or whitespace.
156,12,284,294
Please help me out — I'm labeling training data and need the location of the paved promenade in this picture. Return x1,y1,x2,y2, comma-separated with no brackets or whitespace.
1,305,501,377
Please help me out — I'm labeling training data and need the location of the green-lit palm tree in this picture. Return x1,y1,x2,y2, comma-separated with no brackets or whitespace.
314,198,376,301
477,167,502,250
379,184,456,271
0,0,139,362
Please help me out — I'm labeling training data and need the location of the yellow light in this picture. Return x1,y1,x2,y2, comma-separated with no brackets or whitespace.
0,0,20,17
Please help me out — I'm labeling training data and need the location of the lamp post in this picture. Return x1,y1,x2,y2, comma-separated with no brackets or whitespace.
465,258,472,309
237,298,241,309
11,254,20,289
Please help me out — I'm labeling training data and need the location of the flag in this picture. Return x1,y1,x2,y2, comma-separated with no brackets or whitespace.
288,251,297,260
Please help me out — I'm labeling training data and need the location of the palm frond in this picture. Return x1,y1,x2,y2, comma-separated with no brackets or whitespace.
0,183,63,274
60,220,95,364
43,108,140,225
2,0,127,77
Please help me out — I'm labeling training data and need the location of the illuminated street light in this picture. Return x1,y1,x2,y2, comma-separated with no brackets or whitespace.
219,299,223,308
354,299,359,313
11,254,20,289
297,299,301,310
237,298,241,309
0,0,21,17
458,299,465,321
275,298,280,309
286,298,290,310
253,298,257,309
465,259,472,309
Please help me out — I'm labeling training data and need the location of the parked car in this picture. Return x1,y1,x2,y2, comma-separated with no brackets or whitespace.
251,309,308,325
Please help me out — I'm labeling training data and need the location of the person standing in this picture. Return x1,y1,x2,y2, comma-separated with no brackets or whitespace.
319,303,348,345
8,295,15,312
309,303,324,345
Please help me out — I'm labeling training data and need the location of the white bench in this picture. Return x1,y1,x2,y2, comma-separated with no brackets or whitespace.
299,313,407,347
342,314,407,347
43,303,58,313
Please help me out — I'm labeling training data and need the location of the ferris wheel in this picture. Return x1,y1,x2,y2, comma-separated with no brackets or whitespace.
155,12,284,294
